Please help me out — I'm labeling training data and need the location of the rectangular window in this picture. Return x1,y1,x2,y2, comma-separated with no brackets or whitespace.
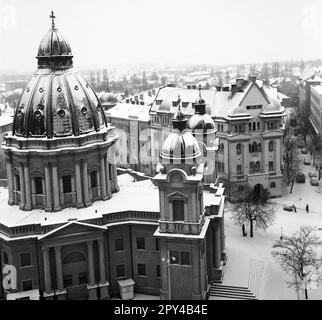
237,165,242,174
269,161,274,171
78,272,88,285
63,275,73,288
138,264,146,276
172,200,184,221
156,265,161,278
180,252,190,265
156,100,162,105
136,237,145,250
62,175,72,193
22,280,33,291
169,251,179,264
172,101,177,107
90,171,97,188
34,177,43,194
20,253,31,267
155,239,160,251
3,251,9,265
182,102,189,108
115,238,124,251
116,264,125,278
218,162,225,173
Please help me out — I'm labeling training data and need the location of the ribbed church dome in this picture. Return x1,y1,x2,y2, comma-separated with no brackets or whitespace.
12,12,107,138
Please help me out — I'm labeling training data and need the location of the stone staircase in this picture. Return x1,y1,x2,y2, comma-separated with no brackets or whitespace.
209,283,256,300
209,258,264,300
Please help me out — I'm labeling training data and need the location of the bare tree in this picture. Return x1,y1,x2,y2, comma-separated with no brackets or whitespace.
283,129,301,187
272,226,322,300
231,188,275,238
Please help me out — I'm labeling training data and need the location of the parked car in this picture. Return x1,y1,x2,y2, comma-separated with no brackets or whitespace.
301,148,308,154
296,173,306,183
304,159,311,165
308,171,317,178
310,177,319,186
283,205,294,212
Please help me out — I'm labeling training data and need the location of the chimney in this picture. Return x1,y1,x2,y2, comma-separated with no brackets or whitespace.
139,93,144,100
152,89,156,95
148,90,152,97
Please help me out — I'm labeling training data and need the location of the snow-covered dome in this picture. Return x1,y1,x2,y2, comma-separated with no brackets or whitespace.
161,107,201,161
12,13,107,138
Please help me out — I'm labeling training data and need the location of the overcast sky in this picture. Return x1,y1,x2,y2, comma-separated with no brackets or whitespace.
1,0,322,72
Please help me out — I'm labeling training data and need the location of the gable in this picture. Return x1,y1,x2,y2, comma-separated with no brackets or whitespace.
239,84,269,109
39,222,105,240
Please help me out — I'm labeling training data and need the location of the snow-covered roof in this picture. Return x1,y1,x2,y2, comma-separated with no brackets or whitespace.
105,102,150,122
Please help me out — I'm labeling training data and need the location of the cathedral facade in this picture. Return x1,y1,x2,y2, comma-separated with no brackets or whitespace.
0,14,226,300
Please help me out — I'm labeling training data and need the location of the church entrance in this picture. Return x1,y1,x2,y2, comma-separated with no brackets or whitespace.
253,183,264,199
62,251,89,300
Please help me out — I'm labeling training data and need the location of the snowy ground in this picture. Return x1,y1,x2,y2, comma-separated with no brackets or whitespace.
222,149,322,300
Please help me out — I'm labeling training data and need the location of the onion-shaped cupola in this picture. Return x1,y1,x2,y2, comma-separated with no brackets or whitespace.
12,11,107,139
188,86,215,134
161,96,201,163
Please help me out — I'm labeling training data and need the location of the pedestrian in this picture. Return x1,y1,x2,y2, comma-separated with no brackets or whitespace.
293,204,297,213
306,204,309,213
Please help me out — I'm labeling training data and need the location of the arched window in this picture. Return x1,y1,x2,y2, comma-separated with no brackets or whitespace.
253,122,256,131
270,182,276,188
63,251,86,264
258,143,261,152
219,143,224,152
255,161,260,173
252,142,258,153
248,123,252,131
249,144,252,153
257,122,260,130
269,141,274,152
236,144,241,155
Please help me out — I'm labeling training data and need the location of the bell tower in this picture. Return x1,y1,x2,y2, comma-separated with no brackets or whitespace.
154,98,210,300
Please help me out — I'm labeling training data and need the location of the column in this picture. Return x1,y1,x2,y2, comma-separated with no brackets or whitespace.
54,246,64,292
220,217,226,264
59,177,64,206
24,161,31,210
6,160,14,205
83,160,91,206
86,241,97,300
75,160,83,208
44,163,52,211
113,163,119,192
42,247,52,295
105,156,111,198
100,154,107,200
52,162,61,211
213,223,222,281
18,162,25,210
98,239,109,299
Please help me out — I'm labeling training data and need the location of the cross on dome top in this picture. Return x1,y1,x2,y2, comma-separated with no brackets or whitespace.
50,10,56,30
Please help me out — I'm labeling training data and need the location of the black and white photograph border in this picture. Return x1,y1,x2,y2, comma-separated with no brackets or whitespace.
0,0,322,308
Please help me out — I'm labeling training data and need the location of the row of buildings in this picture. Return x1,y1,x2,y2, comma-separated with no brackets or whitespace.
107,78,287,197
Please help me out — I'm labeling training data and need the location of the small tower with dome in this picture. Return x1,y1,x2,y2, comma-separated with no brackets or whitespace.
2,12,119,212
153,98,210,299
188,86,218,183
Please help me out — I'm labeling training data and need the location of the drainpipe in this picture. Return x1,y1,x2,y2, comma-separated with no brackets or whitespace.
35,237,43,300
